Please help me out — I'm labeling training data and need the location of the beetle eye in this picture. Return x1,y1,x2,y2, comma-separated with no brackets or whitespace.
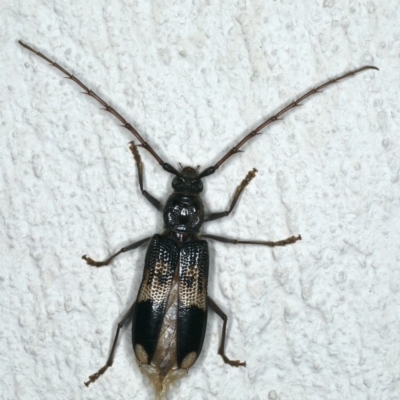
178,177,185,184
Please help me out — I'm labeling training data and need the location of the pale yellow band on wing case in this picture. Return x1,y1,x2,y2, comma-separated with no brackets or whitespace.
179,264,207,310
180,351,197,369
135,344,149,364
138,260,173,304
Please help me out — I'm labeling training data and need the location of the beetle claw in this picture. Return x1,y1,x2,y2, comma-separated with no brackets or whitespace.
82,255,107,267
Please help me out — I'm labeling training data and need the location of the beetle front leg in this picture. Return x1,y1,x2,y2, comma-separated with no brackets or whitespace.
204,168,257,222
83,236,151,267
208,296,246,368
129,142,163,211
85,302,136,386
201,233,302,247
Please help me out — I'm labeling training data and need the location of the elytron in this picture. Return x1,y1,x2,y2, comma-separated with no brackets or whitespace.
19,40,378,399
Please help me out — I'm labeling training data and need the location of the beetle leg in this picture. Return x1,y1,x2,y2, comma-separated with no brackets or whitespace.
85,302,136,387
201,234,301,247
128,142,163,211
82,236,151,267
208,296,246,368
204,168,257,222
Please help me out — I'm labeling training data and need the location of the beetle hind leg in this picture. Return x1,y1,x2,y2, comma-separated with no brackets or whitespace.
208,296,246,368
85,302,136,387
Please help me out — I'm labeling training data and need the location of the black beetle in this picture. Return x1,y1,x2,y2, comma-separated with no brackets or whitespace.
19,40,378,399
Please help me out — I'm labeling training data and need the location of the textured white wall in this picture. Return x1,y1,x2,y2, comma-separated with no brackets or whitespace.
1,1,399,399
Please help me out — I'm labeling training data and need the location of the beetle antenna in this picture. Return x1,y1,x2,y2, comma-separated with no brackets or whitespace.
199,65,379,178
18,40,177,176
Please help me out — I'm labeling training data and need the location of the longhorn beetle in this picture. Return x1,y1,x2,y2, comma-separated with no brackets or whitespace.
19,40,378,399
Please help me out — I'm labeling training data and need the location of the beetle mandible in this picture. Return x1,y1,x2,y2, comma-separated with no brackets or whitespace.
19,40,378,399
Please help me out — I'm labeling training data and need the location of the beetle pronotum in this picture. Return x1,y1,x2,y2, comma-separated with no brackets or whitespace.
19,40,378,399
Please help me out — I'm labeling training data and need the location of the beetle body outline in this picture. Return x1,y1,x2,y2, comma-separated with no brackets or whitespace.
19,40,378,399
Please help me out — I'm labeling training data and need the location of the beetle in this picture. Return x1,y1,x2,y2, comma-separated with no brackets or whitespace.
19,40,378,399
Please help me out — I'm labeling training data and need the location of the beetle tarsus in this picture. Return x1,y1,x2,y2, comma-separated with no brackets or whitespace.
82,254,111,267
220,353,246,368
84,365,109,386
273,234,302,246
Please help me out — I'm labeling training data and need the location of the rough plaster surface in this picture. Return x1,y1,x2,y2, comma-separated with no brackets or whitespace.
1,1,399,399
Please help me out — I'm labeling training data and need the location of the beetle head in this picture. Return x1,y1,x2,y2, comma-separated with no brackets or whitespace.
172,166,203,194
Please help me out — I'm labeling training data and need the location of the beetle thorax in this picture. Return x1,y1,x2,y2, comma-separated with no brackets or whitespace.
163,193,204,233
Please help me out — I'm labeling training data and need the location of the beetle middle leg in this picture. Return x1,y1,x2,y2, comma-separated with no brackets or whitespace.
208,296,246,367
204,168,258,222
82,236,151,267
85,302,136,386
201,233,302,247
